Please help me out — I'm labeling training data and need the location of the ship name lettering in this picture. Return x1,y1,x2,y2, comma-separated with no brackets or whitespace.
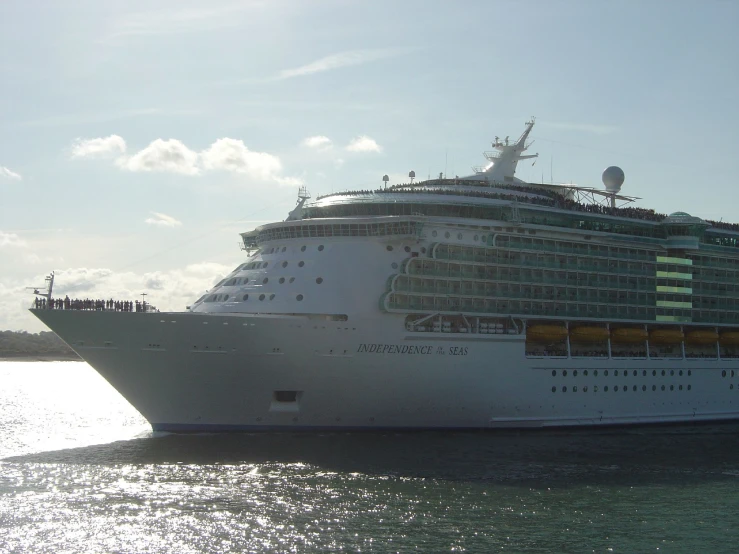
448,347,468,356
356,344,434,355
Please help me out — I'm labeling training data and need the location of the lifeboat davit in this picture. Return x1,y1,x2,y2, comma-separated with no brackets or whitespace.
611,328,649,343
719,331,739,345
649,329,684,344
685,330,719,345
569,327,610,342
527,325,568,341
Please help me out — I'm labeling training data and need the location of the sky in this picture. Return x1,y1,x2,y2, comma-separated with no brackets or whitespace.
1,0,738,332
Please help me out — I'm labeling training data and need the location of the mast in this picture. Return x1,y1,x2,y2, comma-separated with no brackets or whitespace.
465,117,539,184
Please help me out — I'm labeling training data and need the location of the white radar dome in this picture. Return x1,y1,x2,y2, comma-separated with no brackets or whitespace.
602,166,625,194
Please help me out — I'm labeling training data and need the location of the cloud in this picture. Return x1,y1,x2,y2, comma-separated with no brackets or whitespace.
145,212,183,228
71,135,127,158
117,139,200,175
301,136,333,151
346,135,382,153
277,49,398,80
0,166,22,181
201,138,282,180
0,231,26,248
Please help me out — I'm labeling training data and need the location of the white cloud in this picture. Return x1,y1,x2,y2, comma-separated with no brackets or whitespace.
145,212,183,228
71,135,127,158
117,139,200,175
302,136,333,151
0,166,22,181
277,49,398,80
200,138,282,180
346,135,383,153
0,231,26,248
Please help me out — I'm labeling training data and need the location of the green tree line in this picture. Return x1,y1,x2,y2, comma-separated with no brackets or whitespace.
0,330,80,359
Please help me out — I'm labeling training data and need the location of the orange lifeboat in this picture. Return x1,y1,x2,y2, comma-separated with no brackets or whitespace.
569,327,610,342
527,325,568,342
611,328,648,343
685,330,719,345
719,331,739,346
649,329,684,344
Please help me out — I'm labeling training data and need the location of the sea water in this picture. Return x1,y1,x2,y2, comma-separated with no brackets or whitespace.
1,361,739,553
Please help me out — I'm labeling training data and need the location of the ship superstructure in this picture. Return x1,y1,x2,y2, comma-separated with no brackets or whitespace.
31,119,739,431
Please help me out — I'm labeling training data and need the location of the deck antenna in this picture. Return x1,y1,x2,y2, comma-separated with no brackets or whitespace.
445,149,448,179
550,156,553,185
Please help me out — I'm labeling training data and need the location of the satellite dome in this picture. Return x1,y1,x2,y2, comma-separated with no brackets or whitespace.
602,166,625,194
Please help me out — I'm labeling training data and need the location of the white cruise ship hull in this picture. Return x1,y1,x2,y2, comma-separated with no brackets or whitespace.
31,309,739,431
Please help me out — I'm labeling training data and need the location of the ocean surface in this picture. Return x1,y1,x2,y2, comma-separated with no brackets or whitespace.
2,362,739,553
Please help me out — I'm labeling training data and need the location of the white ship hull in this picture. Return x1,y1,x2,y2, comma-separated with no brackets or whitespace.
31,309,739,431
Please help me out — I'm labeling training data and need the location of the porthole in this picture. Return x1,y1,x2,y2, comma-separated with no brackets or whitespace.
263,262,268,268
679,370,683,376
688,384,692,390
298,261,305,267
670,385,674,391
391,262,398,269
633,370,637,377
604,386,609,392
259,294,265,301
604,370,609,377
552,386,556,393
573,370,578,377
652,385,656,391
688,370,692,377
563,370,567,377
296,294,304,301
318,245,324,251
573,386,578,392
661,385,665,391
723,370,727,378
614,385,619,392
562,386,567,392
242,294,249,301
421,247,427,253
445,232,450,239
679,385,683,390
269,294,275,300
279,277,285,284
583,386,588,392
670,370,675,376
223,294,229,301
615,370,619,377
263,278,269,284
289,277,295,283
301,245,307,252
594,370,598,377
457,233,463,240
584,370,588,376
404,246,411,253
653,370,657,376
643,370,647,376
552,370,557,377
633,385,637,391
282,261,288,268
432,231,438,237
661,370,665,376
386,245,393,251
474,235,479,241
642,385,646,391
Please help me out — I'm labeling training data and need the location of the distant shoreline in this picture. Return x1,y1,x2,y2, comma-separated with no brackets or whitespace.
0,354,82,362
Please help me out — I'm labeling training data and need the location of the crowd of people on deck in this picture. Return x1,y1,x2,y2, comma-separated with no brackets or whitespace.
312,179,739,232
34,296,157,312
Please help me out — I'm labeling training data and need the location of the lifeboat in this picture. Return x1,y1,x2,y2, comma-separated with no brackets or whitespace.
569,327,610,342
611,328,648,343
526,325,568,342
649,329,684,344
685,330,719,345
719,331,739,346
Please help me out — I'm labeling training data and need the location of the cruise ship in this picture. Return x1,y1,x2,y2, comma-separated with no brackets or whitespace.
31,119,739,431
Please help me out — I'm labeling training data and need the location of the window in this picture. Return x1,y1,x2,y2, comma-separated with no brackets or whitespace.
296,294,304,301
279,277,285,284
259,294,265,301
263,278,269,284
242,294,249,301
282,261,288,268
318,245,324,251
299,261,305,267
387,245,393,251
316,277,323,284
301,245,306,252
